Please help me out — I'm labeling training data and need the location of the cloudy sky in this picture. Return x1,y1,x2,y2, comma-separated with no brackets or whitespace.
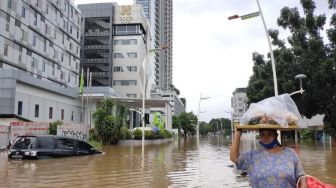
75,0,333,122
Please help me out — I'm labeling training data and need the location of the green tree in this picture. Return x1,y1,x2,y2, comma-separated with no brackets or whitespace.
199,121,211,137
246,0,336,142
92,98,129,145
49,120,63,135
178,112,197,138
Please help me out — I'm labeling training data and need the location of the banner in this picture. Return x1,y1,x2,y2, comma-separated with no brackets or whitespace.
57,123,89,141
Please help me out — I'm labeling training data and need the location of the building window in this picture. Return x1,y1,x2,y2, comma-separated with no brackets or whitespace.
113,53,124,59
6,14,10,32
70,26,72,34
35,104,39,118
7,0,12,9
113,66,124,72
114,39,137,45
46,4,49,14
127,66,137,72
127,52,137,58
32,36,36,46
61,53,64,62
21,29,24,40
34,12,37,26
49,107,53,119
114,25,140,35
71,111,74,121
21,7,26,18
31,58,37,68
45,24,48,33
126,94,137,98
15,20,21,27
113,80,137,86
42,62,46,72
61,109,64,120
4,44,8,56
43,39,47,52
18,101,23,115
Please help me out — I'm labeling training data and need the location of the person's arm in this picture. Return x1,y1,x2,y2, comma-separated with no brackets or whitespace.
296,175,308,188
230,128,242,163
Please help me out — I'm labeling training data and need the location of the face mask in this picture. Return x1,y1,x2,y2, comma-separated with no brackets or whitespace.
259,138,280,150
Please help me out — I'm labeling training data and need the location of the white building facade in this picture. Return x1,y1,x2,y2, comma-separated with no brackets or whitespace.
0,0,82,123
113,5,151,98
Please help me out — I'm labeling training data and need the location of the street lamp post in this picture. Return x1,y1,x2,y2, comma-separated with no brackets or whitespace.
139,45,168,162
255,0,278,96
196,93,210,139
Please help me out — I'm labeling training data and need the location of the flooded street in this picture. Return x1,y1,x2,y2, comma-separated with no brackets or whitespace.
0,136,335,187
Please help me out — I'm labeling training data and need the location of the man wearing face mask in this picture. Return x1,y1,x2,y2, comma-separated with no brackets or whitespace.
230,128,306,188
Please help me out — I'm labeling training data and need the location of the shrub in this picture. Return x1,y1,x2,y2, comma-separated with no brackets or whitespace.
145,130,154,139
49,120,63,135
133,128,142,140
120,126,132,140
89,128,99,141
164,129,173,138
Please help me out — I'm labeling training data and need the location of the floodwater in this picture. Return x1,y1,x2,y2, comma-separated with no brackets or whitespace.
0,136,335,188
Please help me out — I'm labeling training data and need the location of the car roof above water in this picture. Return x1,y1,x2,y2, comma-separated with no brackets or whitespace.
17,135,83,141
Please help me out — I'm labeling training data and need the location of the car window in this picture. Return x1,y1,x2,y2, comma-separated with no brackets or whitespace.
56,138,75,150
78,141,93,150
12,137,37,149
37,137,55,149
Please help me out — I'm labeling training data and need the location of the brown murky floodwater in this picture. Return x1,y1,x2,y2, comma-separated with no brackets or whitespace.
0,136,335,188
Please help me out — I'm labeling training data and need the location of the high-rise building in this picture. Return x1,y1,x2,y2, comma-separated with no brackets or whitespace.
79,3,150,98
231,88,248,120
0,0,82,122
136,0,173,92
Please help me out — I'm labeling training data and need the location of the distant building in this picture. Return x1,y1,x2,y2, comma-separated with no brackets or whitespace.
79,3,151,98
151,89,185,116
0,0,82,122
231,88,248,120
136,0,173,92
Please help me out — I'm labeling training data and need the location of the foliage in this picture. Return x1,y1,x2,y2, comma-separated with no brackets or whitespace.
175,112,197,138
92,98,129,145
246,0,336,138
199,121,211,137
88,139,102,151
120,126,132,140
145,130,154,139
163,129,173,138
89,128,99,141
299,129,314,140
132,128,172,140
133,128,142,140
49,120,63,135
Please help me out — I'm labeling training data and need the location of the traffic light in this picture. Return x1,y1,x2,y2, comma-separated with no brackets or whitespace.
228,15,239,20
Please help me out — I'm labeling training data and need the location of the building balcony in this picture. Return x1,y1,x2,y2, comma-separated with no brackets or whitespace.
85,30,109,36
92,72,109,78
83,45,109,50
83,58,109,63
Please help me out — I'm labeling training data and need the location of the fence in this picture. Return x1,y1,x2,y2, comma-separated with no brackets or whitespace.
0,122,89,150
0,125,10,149
9,122,49,144
57,123,89,141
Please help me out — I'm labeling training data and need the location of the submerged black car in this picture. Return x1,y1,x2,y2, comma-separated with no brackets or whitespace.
8,135,102,159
